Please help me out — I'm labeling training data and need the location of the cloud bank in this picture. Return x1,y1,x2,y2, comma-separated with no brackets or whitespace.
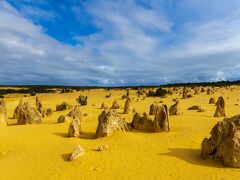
1,0,240,86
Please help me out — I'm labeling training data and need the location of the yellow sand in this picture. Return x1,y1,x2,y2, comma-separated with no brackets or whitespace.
1,88,240,180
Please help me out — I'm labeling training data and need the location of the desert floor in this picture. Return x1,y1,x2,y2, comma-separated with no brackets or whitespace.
1,88,240,180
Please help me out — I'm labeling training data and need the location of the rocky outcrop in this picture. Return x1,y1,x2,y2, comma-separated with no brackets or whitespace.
149,104,158,115
182,87,188,99
123,98,133,114
209,98,215,104
17,101,42,125
68,118,82,137
36,96,42,113
57,115,69,123
153,105,170,132
111,100,120,109
132,112,154,131
214,96,226,117
132,105,170,132
0,99,7,126
95,109,130,138
169,101,180,116
201,115,240,167
67,105,83,121
13,98,24,119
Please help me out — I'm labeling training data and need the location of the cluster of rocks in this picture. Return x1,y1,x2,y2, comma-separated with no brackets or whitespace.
132,105,169,132
201,115,240,167
14,99,42,125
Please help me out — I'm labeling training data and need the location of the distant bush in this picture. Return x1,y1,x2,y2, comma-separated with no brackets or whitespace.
147,87,169,97
76,95,88,106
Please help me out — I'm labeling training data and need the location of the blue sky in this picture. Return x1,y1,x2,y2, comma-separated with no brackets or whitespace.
1,0,240,86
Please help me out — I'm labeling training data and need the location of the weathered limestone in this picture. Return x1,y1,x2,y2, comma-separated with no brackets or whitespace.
0,99,7,126
68,118,82,137
132,105,170,132
201,115,240,167
149,104,158,115
97,144,109,151
17,101,42,125
36,96,42,113
13,98,24,119
67,105,83,121
123,98,133,114
214,96,226,117
95,109,130,138
69,145,85,161
153,105,170,132
182,87,188,99
57,115,69,123
111,100,120,109
132,112,154,131
209,97,215,104
169,101,180,116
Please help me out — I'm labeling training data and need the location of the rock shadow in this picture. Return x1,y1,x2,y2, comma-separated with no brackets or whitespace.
159,148,226,168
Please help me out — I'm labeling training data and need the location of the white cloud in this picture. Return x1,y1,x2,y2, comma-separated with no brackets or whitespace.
1,0,240,86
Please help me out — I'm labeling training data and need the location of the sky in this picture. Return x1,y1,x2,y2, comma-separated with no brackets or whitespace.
1,0,240,86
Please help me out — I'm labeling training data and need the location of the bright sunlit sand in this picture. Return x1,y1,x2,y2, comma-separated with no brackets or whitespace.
1,87,240,179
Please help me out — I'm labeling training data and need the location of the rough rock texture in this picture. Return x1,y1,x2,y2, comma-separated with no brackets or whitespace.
68,118,82,137
132,105,170,132
57,115,69,123
111,100,120,109
67,105,83,121
95,109,130,138
69,145,85,161
154,105,170,132
56,102,72,111
0,99,7,126
182,88,188,99
132,112,154,131
209,98,215,104
169,101,180,116
17,101,42,125
214,96,226,117
201,115,240,167
36,96,42,113
123,98,133,114
13,98,24,119
149,104,158,115
97,144,109,151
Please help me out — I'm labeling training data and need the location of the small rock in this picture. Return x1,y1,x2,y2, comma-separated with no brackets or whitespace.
97,144,109,151
69,145,85,161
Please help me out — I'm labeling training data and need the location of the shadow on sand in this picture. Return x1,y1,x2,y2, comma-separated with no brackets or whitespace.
52,132,96,139
61,153,71,162
159,148,226,168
